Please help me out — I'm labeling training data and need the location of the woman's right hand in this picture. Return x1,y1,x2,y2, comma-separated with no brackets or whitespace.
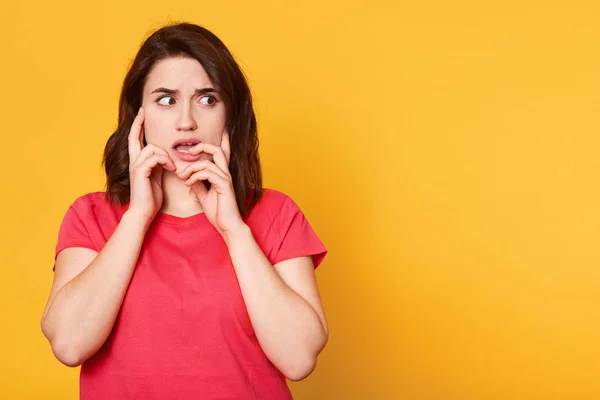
127,107,176,223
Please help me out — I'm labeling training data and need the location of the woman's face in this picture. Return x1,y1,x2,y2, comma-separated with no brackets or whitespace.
141,56,226,168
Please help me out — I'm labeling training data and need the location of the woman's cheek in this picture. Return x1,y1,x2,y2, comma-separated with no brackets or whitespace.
142,114,161,144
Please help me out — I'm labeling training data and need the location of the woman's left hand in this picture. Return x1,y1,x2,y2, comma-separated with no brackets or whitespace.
176,132,246,237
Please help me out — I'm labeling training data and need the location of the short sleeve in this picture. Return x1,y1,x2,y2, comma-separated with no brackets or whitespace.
53,201,98,270
271,196,327,268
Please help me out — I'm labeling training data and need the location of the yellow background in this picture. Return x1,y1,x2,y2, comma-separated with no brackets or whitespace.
1,0,600,398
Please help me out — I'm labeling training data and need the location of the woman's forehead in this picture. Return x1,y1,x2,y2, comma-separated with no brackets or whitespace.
145,57,214,92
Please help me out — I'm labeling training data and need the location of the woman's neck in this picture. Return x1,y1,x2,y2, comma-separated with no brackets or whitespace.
159,171,205,217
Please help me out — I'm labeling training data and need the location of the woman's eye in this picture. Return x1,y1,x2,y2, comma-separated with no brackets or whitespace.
199,96,217,106
158,96,175,106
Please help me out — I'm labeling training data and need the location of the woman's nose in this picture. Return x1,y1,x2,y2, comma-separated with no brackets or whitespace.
176,105,198,131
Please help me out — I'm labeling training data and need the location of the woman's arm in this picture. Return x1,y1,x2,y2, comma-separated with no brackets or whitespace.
224,225,328,381
176,136,328,380
41,210,150,367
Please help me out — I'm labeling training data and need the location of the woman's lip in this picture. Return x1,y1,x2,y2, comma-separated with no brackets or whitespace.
172,149,202,162
172,138,201,147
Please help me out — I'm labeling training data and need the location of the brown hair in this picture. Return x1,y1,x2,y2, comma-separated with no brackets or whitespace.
102,22,262,216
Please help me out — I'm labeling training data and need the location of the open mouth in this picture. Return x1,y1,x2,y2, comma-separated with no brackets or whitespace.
172,138,201,154
171,138,203,162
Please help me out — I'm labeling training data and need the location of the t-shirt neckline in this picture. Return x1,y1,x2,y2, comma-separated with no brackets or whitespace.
154,210,208,225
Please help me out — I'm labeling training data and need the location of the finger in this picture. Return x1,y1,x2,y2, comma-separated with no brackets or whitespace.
190,179,209,201
133,144,176,171
221,131,231,164
128,107,145,165
177,160,225,180
137,154,176,178
188,143,230,175
177,160,228,181
184,169,227,189
151,160,165,184
138,108,145,149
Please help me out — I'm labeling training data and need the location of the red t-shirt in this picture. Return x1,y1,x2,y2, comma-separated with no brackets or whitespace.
53,188,327,399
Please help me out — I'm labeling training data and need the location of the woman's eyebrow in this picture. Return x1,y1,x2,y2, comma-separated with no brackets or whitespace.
150,87,217,95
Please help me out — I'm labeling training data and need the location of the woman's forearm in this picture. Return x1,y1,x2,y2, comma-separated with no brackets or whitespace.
42,211,150,366
224,225,328,381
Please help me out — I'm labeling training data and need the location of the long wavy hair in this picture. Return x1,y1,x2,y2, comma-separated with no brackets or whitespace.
102,22,262,217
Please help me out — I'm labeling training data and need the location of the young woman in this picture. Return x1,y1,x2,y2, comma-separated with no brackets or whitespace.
41,22,328,399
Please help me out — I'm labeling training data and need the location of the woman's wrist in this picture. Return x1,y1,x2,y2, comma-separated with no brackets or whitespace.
222,222,252,248
122,209,154,233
